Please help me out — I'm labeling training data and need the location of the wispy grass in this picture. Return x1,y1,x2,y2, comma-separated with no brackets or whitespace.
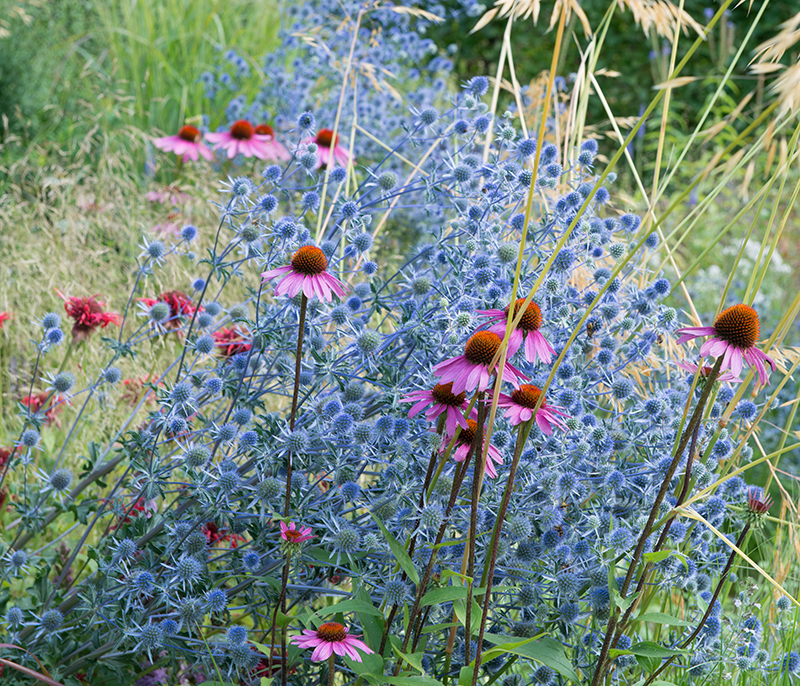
91,0,280,134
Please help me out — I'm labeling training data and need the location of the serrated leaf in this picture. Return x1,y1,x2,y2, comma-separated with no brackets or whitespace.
371,513,419,585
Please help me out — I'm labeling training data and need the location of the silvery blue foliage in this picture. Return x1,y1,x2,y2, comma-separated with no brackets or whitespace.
0,1,791,684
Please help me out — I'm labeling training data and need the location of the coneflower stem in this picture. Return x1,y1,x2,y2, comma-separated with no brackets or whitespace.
285,293,308,516
277,293,308,686
380,415,446,656
396,455,472,675
327,653,336,686
465,394,486,664
471,420,533,686
590,357,723,686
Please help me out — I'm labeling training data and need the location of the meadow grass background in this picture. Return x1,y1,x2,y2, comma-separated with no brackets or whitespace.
1,0,800,682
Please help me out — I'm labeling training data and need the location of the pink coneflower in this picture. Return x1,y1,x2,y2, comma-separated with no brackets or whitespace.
478,298,555,365
676,360,742,384
291,622,373,663
261,245,347,302
206,119,276,159
254,124,291,161
676,304,776,386
280,521,315,544
497,384,568,433
432,330,527,395
56,289,122,342
308,129,350,168
0,311,11,328
153,125,213,162
400,382,476,435
448,418,504,478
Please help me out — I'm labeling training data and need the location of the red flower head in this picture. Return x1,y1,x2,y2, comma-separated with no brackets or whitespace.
21,392,63,428
139,290,197,331
56,289,122,342
201,521,245,549
0,311,11,328
212,327,252,359
0,446,18,470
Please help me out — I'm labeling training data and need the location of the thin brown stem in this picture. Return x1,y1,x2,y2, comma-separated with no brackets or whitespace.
471,421,533,685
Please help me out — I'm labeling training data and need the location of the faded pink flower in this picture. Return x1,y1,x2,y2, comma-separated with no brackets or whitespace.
478,298,555,365
206,119,277,159
306,129,350,168
261,245,347,303
676,360,742,384
291,622,373,663
432,330,527,395
676,304,776,386
254,124,291,161
447,419,503,478
497,384,568,432
400,382,476,435
153,125,213,162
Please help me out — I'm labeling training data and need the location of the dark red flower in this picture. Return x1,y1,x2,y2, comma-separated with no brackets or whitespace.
21,392,63,427
212,327,251,359
140,290,198,331
0,446,17,470
201,521,245,549
56,289,122,342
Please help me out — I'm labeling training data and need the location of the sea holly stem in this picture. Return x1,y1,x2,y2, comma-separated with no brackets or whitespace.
643,516,760,686
471,419,533,686
590,356,724,686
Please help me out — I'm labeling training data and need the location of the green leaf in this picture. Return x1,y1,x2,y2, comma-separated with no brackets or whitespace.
344,651,384,678
452,598,481,634
391,645,426,674
420,586,469,607
629,641,687,658
632,612,692,627
317,599,384,618
458,666,474,685
371,514,420,585
643,550,672,564
382,677,444,686
483,634,579,682
251,641,272,657
356,586,384,651
260,679,274,686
